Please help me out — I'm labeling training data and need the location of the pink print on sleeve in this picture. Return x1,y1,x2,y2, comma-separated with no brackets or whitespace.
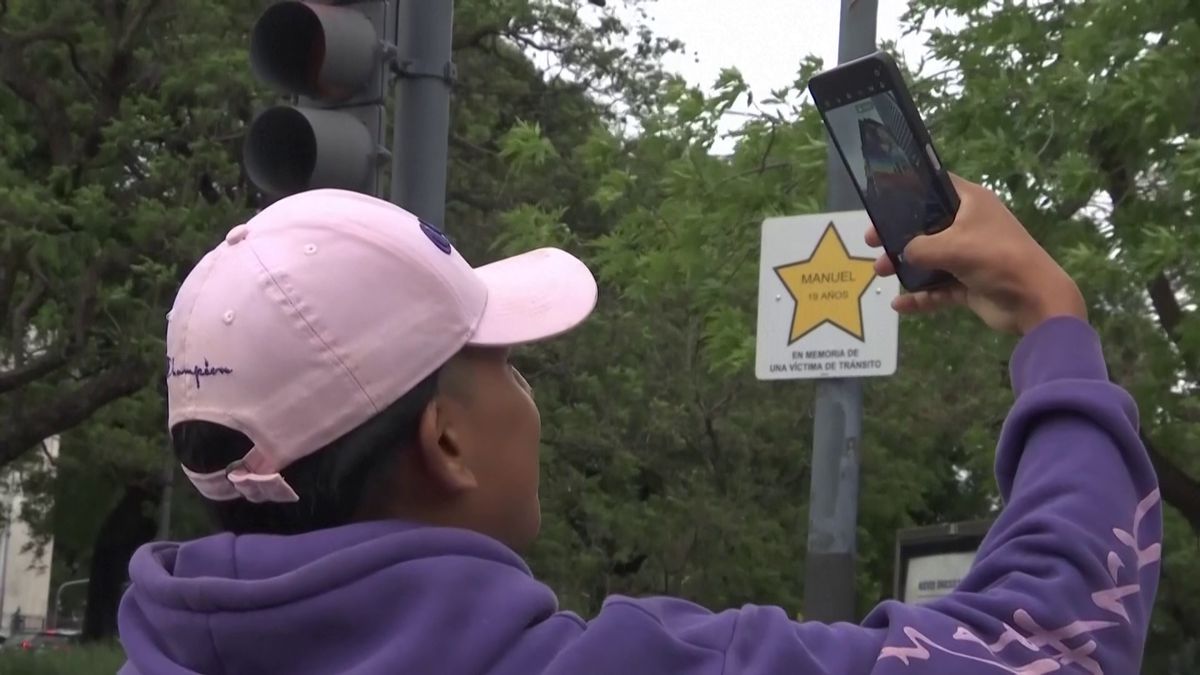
877,489,1161,674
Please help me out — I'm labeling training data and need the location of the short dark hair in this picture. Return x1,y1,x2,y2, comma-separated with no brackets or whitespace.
173,371,440,535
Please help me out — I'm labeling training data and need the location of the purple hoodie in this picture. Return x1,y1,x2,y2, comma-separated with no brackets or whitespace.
117,317,1161,674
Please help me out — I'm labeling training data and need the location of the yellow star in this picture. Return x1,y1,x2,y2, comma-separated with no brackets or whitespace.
774,223,877,343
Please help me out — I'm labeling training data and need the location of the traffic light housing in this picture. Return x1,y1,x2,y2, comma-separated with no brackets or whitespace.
244,1,390,198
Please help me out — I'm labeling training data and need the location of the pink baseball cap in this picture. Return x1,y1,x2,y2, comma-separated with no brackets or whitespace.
168,189,597,503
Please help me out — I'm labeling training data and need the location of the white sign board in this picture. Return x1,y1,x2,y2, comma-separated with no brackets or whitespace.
901,551,977,604
755,211,899,380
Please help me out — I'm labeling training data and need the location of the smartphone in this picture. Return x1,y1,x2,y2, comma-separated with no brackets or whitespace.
807,50,958,291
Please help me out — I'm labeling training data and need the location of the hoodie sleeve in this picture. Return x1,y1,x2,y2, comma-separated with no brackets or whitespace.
562,317,1161,675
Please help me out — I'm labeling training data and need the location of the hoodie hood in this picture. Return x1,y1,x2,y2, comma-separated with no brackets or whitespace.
118,520,562,674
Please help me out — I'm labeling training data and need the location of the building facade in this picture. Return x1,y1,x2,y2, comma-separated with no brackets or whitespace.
0,435,57,638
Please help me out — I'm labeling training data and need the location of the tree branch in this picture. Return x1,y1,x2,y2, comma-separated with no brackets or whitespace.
453,25,501,51
0,360,151,467
1092,130,1197,372
102,0,122,39
1,25,75,49
0,244,19,324
1142,430,1200,534
1,245,105,394
0,350,69,394
1147,272,1185,339
0,24,88,165
450,133,498,158
57,34,99,92
503,31,572,56
117,0,165,54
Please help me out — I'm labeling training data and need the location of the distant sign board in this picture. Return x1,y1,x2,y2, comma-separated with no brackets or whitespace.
755,211,899,380
894,520,993,604
903,551,977,604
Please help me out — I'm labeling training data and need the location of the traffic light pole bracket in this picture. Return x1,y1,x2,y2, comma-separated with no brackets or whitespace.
392,59,458,84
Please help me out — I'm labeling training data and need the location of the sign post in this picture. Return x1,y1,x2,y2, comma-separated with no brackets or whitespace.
755,209,898,623
755,0,882,626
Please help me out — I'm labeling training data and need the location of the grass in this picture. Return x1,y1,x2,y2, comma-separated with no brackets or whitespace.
0,643,125,675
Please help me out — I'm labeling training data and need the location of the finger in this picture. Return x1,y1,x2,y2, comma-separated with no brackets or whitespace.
921,283,969,307
945,283,969,305
891,283,966,314
865,226,882,248
902,228,960,271
874,252,896,277
891,293,923,314
892,292,941,315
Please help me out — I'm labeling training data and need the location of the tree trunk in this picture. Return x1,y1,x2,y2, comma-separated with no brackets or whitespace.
82,483,159,642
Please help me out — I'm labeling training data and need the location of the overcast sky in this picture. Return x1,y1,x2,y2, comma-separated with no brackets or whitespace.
631,0,957,152
648,0,923,90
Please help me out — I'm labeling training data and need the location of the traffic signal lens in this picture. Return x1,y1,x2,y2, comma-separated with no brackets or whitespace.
244,107,318,196
250,2,326,98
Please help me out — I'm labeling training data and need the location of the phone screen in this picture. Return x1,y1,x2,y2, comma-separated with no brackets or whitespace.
823,90,953,264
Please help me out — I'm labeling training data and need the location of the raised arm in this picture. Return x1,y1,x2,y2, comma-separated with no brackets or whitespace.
559,176,1159,675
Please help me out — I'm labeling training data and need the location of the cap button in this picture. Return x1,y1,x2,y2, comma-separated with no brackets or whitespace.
225,225,249,245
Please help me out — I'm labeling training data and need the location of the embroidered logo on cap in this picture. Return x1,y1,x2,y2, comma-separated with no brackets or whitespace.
168,357,233,388
419,219,452,255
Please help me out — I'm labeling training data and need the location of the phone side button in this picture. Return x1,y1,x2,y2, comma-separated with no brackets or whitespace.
925,143,943,171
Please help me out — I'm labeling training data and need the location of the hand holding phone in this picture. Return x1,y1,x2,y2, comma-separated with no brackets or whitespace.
808,51,958,291
866,174,1087,335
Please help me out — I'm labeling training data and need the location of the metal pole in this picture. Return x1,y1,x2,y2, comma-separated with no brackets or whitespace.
390,0,455,225
49,578,88,630
0,474,13,632
802,0,877,624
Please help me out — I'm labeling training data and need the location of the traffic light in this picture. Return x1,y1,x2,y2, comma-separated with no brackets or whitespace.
244,1,391,198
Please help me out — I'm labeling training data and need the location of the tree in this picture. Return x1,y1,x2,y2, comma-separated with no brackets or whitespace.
0,0,266,467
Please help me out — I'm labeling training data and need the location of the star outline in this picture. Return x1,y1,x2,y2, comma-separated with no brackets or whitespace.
773,222,877,345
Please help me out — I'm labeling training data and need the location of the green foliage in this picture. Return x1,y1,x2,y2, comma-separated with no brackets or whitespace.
0,0,269,470
0,642,125,675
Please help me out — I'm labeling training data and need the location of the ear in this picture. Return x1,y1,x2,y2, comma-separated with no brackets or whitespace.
415,398,478,493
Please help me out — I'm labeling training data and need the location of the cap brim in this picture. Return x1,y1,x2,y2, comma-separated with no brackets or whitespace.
468,247,598,347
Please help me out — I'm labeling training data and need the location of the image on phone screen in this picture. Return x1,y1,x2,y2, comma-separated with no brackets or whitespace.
823,91,952,259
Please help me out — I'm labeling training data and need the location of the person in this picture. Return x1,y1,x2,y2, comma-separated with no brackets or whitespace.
117,178,1160,674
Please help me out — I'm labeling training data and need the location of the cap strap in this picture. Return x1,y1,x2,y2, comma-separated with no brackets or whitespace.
181,451,300,504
